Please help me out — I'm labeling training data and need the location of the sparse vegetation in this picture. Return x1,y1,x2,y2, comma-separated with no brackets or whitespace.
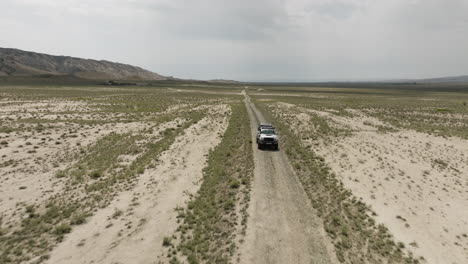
0,84,224,263
1,82,466,263
256,99,419,264
167,103,253,264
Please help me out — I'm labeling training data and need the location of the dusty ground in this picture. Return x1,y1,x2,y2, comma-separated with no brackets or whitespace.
0,99,168,226
272,102,468,264
2,84,466,264
47,105,230,264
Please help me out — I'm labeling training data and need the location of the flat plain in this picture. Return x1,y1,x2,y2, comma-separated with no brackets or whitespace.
0,82,467,264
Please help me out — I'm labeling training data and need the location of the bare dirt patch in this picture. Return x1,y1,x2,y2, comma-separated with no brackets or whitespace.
319,130,468,264
274,102,468,264
0,119,173,224
0,97,188,237
47,105,230,264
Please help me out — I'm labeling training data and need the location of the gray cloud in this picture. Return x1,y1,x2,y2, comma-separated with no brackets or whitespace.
1,0,468,80
152,0,289,41
306,1,358,20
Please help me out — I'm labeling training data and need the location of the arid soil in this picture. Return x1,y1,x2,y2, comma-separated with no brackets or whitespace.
0,89,235,263
2,84,466,264
272,102,468,264
47,105,230,264
0,99,158,225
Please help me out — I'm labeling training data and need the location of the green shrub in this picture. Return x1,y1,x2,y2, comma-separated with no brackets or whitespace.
90,171,102,179
162,237,172,247
229,179,240,189
54,224,71,235
71,213,87,225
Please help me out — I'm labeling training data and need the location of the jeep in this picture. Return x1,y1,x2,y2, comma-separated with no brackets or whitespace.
256,125,279,150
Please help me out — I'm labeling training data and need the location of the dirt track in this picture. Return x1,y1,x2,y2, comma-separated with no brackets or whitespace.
239,92,336,264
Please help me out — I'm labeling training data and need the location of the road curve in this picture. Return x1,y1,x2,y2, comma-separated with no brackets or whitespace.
239,91,337,264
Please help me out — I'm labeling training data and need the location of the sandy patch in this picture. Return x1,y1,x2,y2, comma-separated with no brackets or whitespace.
159,103,190,115
319,130,468,264
47,105,230,264
0,96,198,230
0,100,92,113
361,108,468,129
251,93,328,98
274,103,468,264
168,87,242,95
278,102,392,131
0,119,184,226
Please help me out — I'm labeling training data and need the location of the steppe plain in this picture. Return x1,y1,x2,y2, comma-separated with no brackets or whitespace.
0,82,467,264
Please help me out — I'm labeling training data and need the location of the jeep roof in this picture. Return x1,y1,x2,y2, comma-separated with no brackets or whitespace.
258,123,274,131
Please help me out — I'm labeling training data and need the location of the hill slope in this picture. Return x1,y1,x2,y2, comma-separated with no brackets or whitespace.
0,47,166,80
418,75,468,83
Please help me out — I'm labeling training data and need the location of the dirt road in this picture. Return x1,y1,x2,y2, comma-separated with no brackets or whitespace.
239,92,336,264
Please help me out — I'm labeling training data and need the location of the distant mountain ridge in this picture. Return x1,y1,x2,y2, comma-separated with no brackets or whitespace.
0,47,167,80
417,75,468,83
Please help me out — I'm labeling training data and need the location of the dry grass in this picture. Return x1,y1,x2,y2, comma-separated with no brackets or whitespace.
165,103,254,264
0,85,236,263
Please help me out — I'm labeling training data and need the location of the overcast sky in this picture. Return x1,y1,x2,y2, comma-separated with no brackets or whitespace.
1,0,468,81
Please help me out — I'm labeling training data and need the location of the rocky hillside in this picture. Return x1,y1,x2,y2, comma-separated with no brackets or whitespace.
0,47,167,80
